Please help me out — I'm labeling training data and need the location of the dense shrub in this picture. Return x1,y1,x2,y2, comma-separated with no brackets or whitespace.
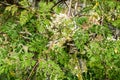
0,0,120,80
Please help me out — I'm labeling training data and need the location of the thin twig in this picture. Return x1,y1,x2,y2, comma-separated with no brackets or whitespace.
67,0,72,16
27,60,40,80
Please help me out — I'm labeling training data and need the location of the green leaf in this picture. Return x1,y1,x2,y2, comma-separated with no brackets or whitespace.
112,19,120,29
19,10,33,25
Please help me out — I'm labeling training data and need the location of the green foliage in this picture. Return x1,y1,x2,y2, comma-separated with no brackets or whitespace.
89,25,112,37
73,29,89,51
36,59,64,80
0,0,120,80
5,5,18,16
112,18,120,29
74,17,88,25
84,40,120,80
19,10,34,26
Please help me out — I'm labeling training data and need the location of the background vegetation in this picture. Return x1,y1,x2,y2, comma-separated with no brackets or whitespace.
0,0,120,80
